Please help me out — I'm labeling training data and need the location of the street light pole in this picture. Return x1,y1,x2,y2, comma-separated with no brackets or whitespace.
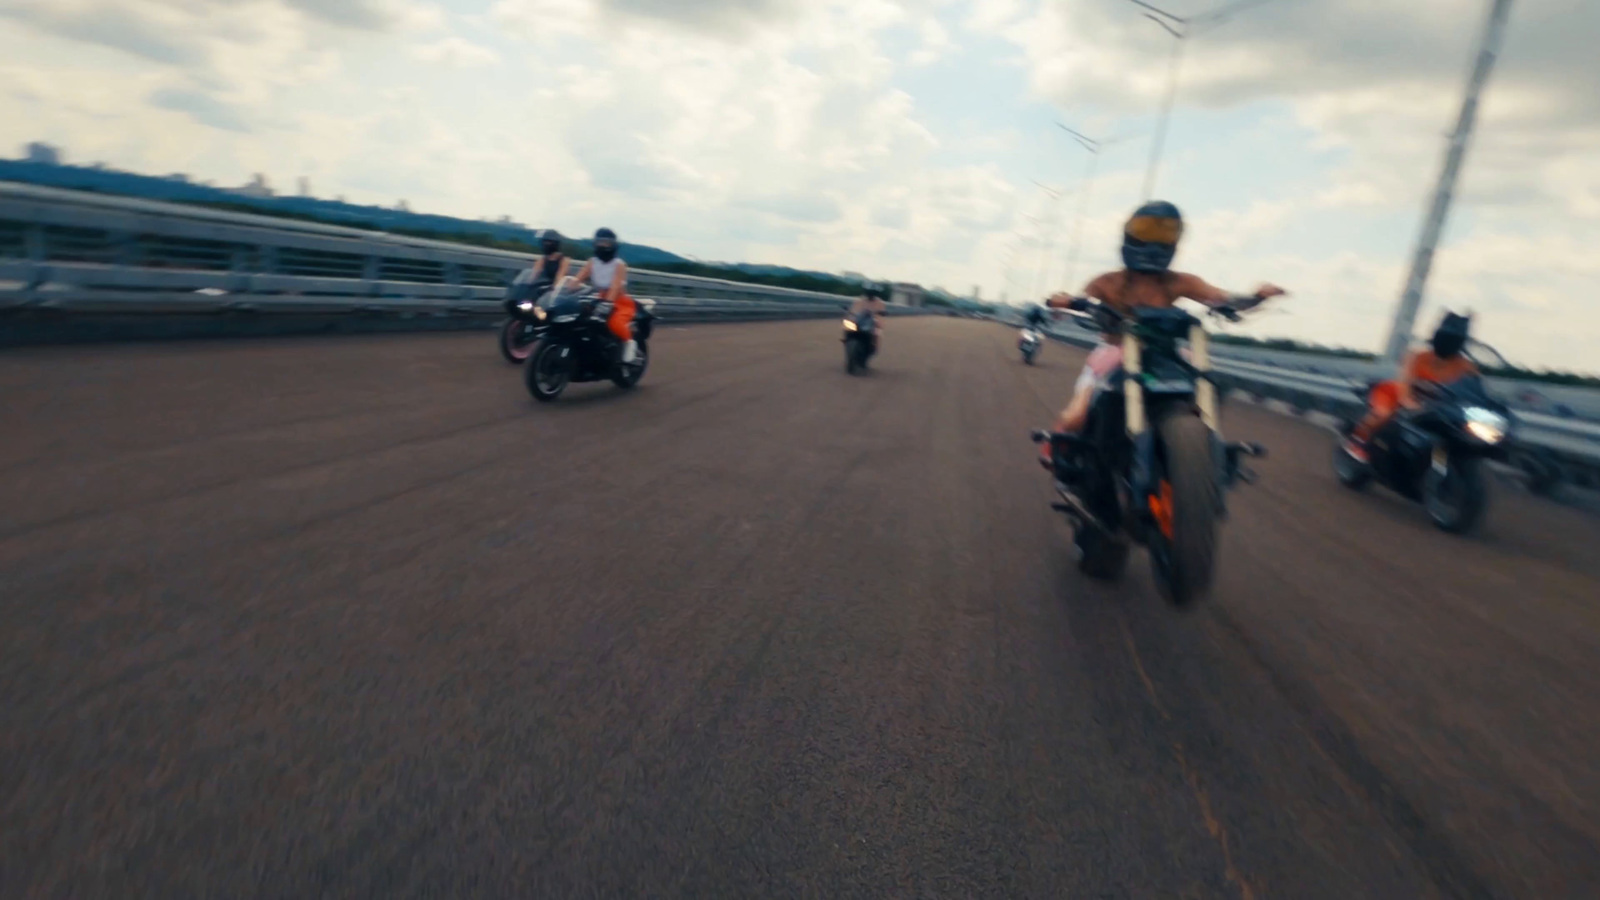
1382,0,1514,364
1123,0,1272,199
1057,124,1138,291
1143,30,1186,200
1029,180,1066,300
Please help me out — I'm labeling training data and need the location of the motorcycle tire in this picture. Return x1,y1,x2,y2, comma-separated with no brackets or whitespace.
500,319,537,364
1151,413,1222,607
1424,455,1486,534
525,341,570,403
612,341,649,389
1332,432,1372,490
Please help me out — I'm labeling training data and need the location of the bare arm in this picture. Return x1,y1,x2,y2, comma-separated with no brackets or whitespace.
571,259,593,286
1174,273,1286,308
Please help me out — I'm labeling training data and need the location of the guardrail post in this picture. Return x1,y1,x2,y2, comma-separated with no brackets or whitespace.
112,231,137,267
23,223,47,290
363,255,380,297
443,262,466,298
228,246,250,293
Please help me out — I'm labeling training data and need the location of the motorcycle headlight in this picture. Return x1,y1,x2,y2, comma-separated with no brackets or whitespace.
1464,407,1508,444
843,319,857,332
516,300,535,312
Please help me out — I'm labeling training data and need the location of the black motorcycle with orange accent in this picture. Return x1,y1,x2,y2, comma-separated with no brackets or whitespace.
1032,298,1266,607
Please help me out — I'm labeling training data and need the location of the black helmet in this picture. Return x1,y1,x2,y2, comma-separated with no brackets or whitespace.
593,227,618,262
539,229,563,254
1121,200,1184,273
866,281,890,301
1430,310,1472,359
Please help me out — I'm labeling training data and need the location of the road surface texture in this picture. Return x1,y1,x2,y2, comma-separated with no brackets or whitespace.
3,318,1597,898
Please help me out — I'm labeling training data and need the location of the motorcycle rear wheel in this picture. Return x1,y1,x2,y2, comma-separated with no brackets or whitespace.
1076,527,1130,580
612,341,649,389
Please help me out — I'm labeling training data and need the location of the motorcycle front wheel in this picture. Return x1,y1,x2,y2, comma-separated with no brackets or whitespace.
1149,413,1222,607
1424,454,1486,534
1332,429,1372,490
525,340,571,402
499,319,537,364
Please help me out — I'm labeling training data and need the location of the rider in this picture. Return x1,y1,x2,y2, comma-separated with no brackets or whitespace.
1042,201,1285,439
1024,303,1050,330
1343,310,1478,463
569,227,639,364
507,229,570,309
848,282,889,348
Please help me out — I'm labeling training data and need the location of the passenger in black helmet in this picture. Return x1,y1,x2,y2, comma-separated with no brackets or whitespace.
1040,201,1286,439
508,228,570,306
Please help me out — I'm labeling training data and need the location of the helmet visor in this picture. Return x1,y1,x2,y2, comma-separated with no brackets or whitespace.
1126,214,1183,245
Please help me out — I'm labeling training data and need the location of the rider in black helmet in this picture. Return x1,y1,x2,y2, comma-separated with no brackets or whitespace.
569,227,641,363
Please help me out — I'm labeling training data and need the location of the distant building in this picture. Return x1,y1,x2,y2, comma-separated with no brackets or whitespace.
889,282,924,307
233,173,274,198
24,142,62,165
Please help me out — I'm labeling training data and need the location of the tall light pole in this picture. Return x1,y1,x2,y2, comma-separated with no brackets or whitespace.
1029,179,1067,300
1057,124,1138,291
1124,0,1272,199
1382,0,1514,364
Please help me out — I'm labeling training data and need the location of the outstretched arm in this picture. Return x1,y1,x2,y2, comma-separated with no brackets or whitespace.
1173,273,1285,308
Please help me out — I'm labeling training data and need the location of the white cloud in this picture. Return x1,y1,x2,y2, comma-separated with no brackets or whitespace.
411,36,499,68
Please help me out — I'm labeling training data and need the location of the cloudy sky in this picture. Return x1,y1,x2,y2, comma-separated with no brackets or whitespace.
1,0,1596,368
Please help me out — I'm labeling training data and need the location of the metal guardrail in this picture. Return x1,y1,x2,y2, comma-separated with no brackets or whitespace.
0,182,922,326
1002,311,1599,491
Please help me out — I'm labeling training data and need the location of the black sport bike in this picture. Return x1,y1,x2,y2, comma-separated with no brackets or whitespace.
1333,341,1517,534
1033,298,1266,607
523,284,655,403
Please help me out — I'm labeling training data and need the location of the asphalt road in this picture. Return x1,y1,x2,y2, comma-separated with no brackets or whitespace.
3,318,1597,898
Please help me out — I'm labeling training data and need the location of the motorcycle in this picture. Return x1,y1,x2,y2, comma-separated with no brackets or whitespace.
842,309,878,375
499,271,551,364
523,282,656,403
1333,341,1517,534
1019,328,1043,365
1033,298,1266,607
